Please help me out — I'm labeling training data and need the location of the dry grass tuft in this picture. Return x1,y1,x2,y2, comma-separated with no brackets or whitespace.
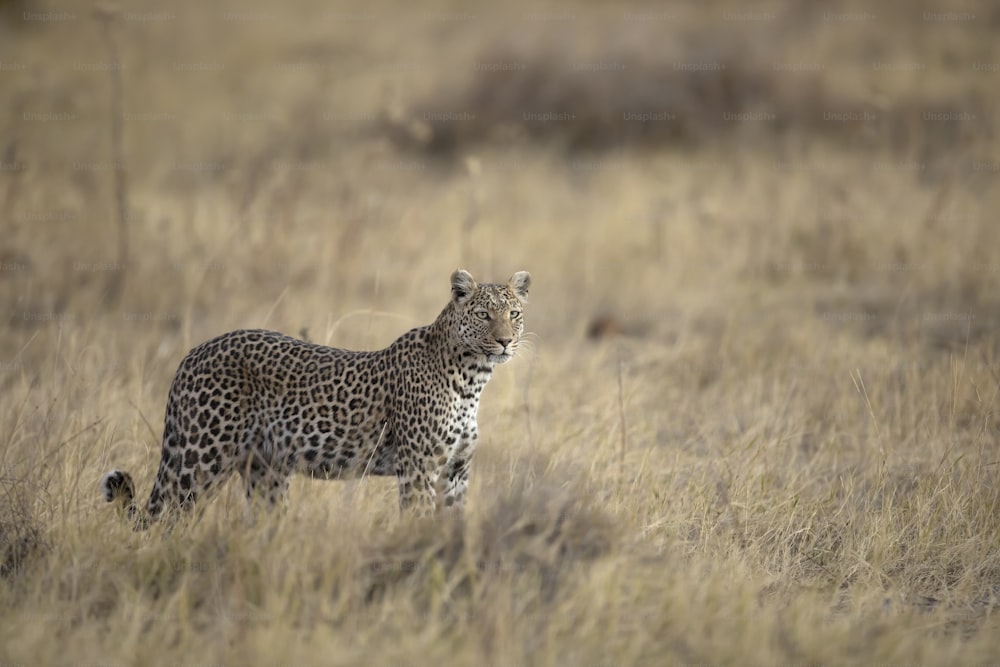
363,476,618,606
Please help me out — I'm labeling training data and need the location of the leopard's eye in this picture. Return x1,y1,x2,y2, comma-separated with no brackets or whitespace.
475,311,490,321
510,310,521,319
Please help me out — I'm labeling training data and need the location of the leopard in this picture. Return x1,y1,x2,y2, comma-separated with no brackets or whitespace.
101,269,531,526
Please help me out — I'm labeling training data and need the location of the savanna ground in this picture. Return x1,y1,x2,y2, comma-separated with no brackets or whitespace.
2,0,1000,664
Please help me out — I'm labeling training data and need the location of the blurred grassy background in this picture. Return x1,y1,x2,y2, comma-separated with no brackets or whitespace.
2,0,1000,664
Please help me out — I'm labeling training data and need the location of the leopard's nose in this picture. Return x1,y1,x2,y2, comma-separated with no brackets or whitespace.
496,337,512,348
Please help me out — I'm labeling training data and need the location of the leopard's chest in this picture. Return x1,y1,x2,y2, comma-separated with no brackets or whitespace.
450,393,481,431
445,365,491,434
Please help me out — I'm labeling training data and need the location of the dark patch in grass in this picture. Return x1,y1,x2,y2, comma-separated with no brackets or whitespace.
0,475,48,578
382,45,987,156
383,49,808,153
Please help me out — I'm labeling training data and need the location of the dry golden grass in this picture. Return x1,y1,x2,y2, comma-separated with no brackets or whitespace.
2,0,1000,664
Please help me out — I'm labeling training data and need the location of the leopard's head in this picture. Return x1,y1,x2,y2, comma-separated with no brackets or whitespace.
449,269,531,364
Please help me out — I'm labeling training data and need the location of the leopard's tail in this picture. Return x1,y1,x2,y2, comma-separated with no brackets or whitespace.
101,469,148,530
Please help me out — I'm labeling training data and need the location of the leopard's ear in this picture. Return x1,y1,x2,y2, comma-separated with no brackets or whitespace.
508,271,531,302
451,269,478,305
